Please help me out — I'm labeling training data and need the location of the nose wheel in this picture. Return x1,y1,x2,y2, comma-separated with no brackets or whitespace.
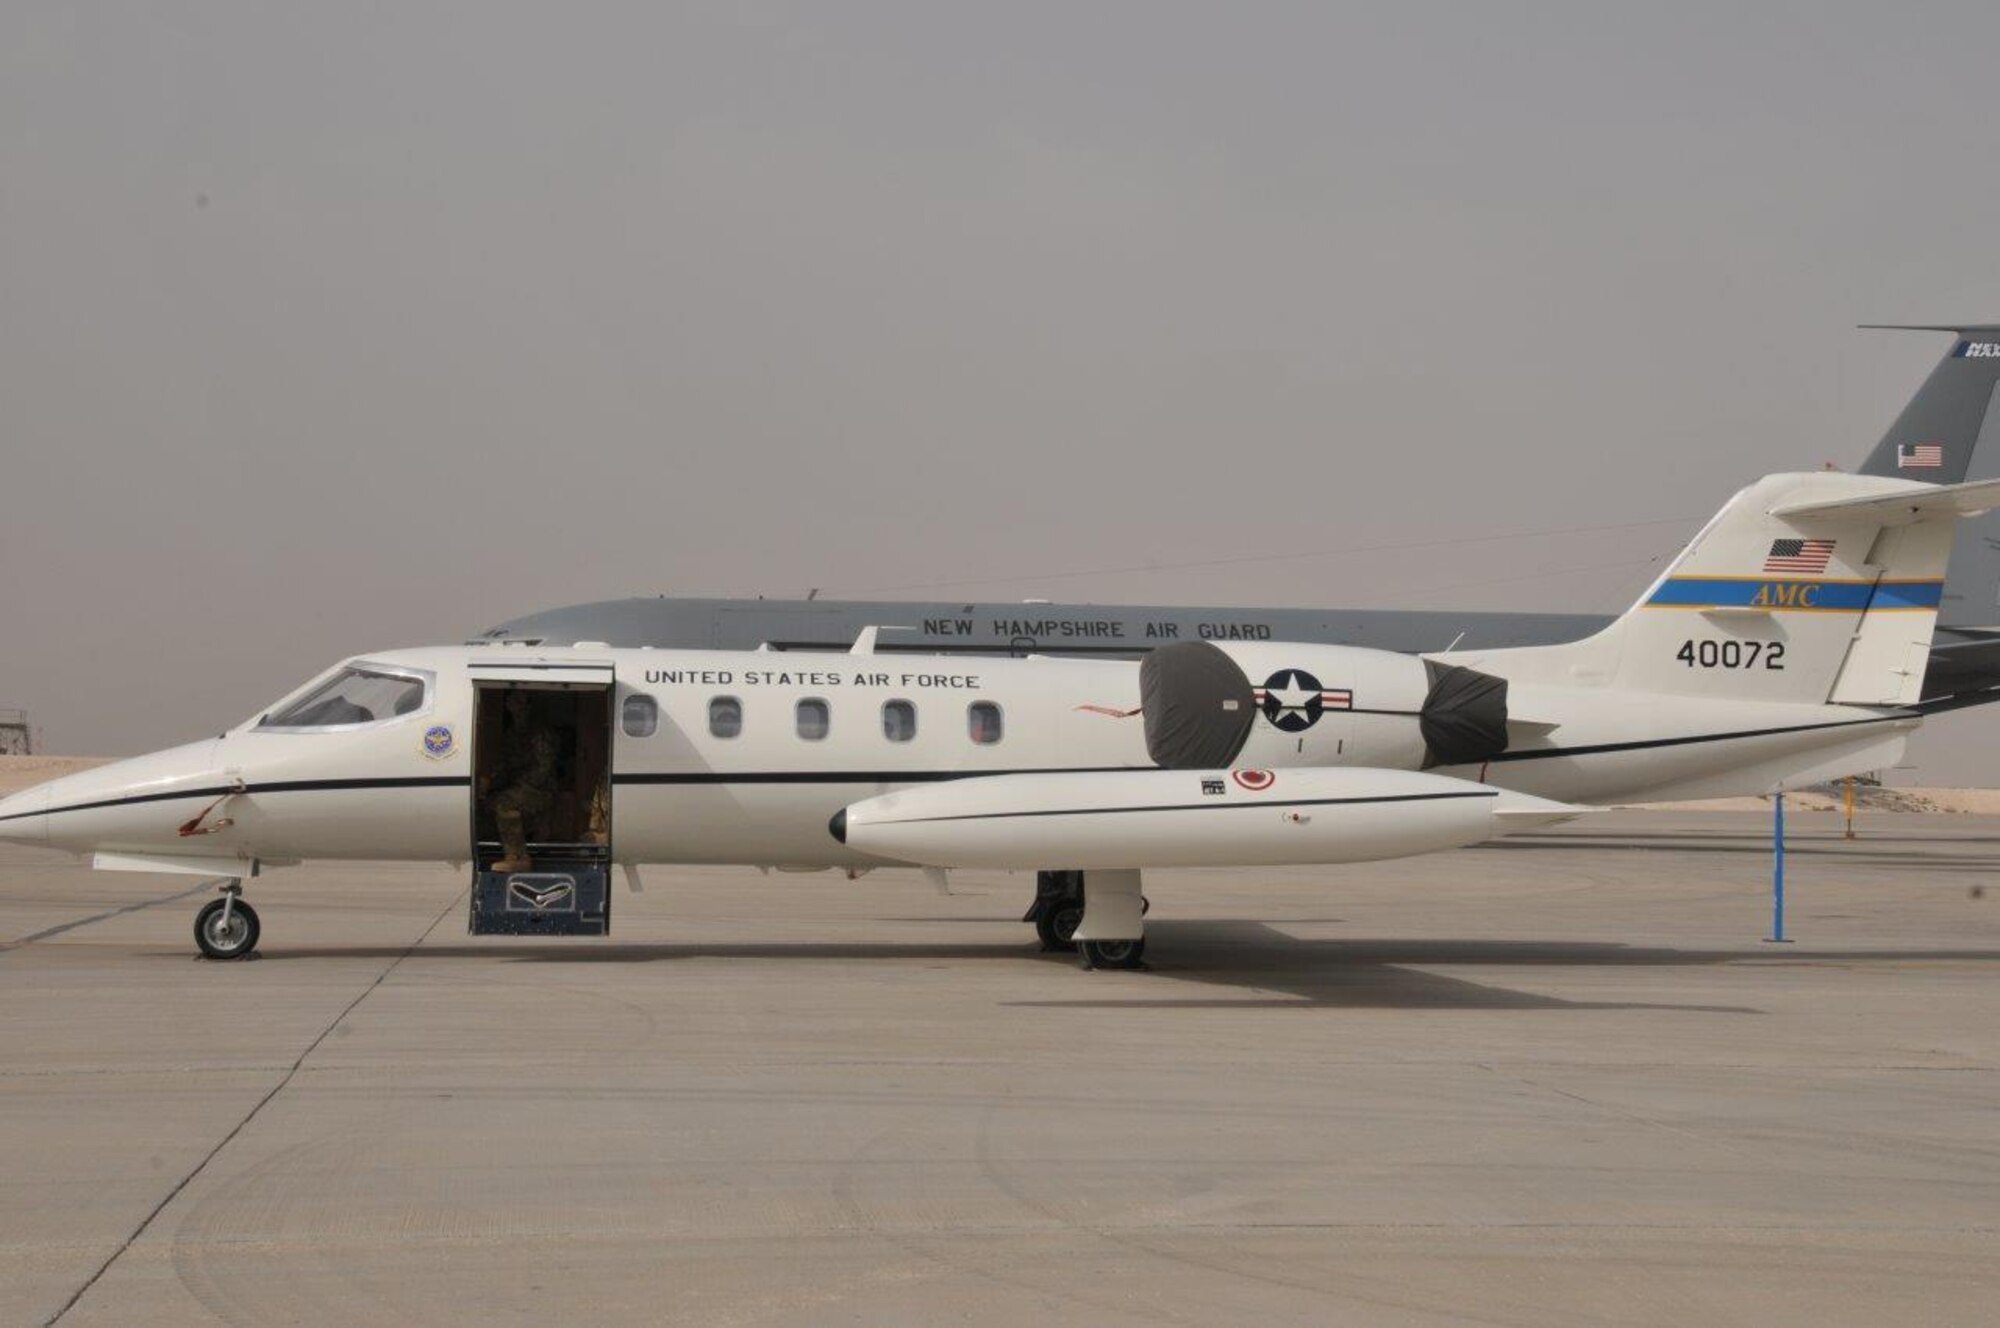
194,882,260,960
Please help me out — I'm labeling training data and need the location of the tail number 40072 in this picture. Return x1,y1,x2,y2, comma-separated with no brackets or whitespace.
1677,639,1785,670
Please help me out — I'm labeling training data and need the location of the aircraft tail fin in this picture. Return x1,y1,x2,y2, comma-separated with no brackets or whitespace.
1443,472,2000,708
1855,326,2000,633
1855,326,2000,483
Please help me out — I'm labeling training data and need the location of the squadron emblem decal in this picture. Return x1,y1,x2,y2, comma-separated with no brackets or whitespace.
1253,669,1353,732
422,725,456,760
507,877,576,910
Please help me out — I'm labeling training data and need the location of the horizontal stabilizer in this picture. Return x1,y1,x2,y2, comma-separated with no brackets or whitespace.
1769,476,2000,525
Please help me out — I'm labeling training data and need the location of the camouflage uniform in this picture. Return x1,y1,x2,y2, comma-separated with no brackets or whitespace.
492,726,557,865
587,775,610,844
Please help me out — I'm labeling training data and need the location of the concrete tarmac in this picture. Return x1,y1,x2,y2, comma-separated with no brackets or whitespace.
1,811,1996,1326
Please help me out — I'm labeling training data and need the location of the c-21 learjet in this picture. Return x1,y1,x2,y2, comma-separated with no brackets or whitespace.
2,469,1994,969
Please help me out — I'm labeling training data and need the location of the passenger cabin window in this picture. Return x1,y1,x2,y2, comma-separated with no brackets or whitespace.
882,699,916,742
968,701,1003,745
796,697,831,741
621,694,658,739
709,696,743,739
259,665,428,730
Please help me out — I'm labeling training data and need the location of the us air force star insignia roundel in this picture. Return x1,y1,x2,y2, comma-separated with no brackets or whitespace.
1258,669,1326,732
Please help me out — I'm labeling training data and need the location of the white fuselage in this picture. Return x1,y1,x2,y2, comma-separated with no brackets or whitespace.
0,641,1914,875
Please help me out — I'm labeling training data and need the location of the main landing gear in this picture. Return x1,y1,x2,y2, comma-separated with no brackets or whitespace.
1025,869,1149,970
1025,871,1085,951
1078,937,1146,971
193,880,260,960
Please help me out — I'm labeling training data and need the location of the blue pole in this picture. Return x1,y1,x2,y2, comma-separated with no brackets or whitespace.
1766,792,1791,943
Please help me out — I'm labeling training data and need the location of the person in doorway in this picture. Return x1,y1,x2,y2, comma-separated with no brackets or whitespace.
586,773,610,845
489,691,557,873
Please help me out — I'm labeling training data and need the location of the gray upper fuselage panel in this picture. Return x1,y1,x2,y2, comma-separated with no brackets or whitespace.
473,597,1612,659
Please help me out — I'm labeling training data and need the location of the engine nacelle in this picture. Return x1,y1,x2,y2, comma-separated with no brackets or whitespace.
1139,640,1510,773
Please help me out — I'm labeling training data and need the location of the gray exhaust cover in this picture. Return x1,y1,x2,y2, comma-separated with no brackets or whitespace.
1419,660,1509,769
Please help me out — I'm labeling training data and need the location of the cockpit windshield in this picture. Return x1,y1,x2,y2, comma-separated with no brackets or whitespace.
258,664,430,731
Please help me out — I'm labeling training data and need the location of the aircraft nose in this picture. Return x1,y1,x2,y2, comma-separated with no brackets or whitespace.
0,784,50,847
28,741,223,857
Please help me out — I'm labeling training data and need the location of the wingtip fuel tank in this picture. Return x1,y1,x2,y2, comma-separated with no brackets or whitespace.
836,767,1585,870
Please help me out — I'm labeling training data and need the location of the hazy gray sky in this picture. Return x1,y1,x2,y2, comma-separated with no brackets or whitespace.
6,2,2000,780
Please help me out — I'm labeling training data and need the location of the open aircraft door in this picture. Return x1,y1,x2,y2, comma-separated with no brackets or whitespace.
465,658,616,936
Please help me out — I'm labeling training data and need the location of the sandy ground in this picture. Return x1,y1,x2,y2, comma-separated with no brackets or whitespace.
1,814,1996,1325
1642,786,2000,814
0,756,108,797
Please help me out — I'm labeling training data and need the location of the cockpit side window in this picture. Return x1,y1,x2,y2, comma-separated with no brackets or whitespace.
258,665,430,730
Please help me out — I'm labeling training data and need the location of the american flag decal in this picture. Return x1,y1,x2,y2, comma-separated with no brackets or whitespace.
1898,443,1944,469
1764,538,1836,574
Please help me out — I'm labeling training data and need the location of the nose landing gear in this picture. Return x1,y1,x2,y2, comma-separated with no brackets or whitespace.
193,880,260,960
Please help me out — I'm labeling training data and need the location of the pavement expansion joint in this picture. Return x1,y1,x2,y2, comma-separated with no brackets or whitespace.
1,879,219,953
40,889,466,1326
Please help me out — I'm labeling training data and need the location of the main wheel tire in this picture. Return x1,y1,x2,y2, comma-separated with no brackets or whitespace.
194,898,260,960
1025,870,1071,923
1081,937,1146,970
1037,901,1084,952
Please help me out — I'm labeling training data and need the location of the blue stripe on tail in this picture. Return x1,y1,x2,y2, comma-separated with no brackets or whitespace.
1646,579,1943,611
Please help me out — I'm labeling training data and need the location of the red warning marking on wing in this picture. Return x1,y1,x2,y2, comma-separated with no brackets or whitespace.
1074,704,1143,718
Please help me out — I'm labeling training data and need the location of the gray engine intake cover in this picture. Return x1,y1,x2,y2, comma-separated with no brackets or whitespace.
1140,641,1257,769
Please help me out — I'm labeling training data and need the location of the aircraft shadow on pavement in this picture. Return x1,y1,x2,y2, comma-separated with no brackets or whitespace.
998,921,1770,1012
1492,832,2000,861
224,920,2000,1011
1484,836,2000,873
